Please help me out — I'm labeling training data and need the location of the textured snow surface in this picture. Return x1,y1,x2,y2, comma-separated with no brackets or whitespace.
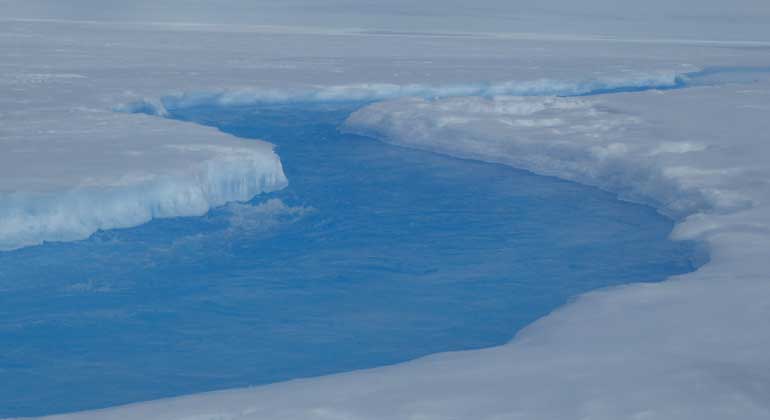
3,5,770,419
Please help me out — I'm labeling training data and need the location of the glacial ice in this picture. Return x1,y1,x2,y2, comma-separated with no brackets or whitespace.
0,111,287,250
3,1,770,418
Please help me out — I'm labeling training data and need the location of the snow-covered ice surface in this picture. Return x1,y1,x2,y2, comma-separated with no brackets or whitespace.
3,0,770,418
0,26,288,250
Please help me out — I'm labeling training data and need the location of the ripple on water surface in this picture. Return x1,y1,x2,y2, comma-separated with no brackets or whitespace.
0,102,700,417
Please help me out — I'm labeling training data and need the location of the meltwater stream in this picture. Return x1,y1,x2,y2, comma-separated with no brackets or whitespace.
0,102,699,417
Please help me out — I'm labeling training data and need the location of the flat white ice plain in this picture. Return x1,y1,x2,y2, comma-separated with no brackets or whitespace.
2,0,770,418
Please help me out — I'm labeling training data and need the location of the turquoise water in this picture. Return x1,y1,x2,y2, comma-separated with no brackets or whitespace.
0,102,699,417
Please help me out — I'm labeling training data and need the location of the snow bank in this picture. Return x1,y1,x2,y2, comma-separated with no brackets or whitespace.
344,85,770,227
0,109,287,250
344,96,708,219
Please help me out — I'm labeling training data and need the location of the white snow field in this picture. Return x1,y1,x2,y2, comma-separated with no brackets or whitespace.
2,0,770,418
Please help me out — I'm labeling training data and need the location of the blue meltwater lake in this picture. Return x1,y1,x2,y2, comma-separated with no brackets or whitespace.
0,102,700,417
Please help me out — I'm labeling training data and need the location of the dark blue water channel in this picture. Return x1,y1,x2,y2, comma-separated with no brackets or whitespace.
0,102,700,417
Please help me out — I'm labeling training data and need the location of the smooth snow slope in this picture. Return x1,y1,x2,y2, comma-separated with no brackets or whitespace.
2,2,770,419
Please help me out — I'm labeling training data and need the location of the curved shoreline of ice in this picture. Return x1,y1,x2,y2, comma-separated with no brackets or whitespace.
0,151,287,251
17,79,770,419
